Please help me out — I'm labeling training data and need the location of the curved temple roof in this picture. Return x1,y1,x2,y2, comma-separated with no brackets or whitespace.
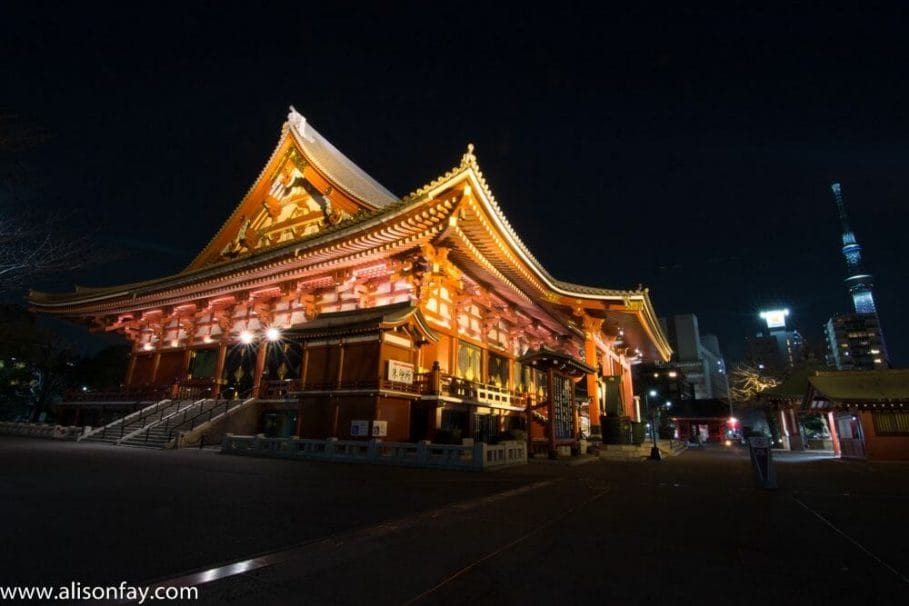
285,108,399,209
29,108,672,362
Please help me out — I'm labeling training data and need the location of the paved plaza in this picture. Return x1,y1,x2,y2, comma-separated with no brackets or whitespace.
1,438,907,605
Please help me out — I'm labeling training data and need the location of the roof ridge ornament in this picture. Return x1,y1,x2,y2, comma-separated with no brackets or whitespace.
287,105,313,141
460,143,477,168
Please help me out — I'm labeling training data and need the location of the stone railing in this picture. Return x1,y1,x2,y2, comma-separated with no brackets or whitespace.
0,422,83,441
62,386,171,403
221,435,527,471
265,371,535,410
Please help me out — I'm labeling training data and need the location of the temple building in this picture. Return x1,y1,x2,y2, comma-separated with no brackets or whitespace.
29,108,671,455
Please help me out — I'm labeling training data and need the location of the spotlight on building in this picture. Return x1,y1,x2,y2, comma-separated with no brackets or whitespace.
239,330,254,345
143,342,153,351
265,327,282,342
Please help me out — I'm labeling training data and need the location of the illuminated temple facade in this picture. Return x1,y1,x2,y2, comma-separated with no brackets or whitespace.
30,109,671,453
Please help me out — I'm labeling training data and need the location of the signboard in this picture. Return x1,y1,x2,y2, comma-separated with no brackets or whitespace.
748,436,777,489
387,360,414,384
350,420,369,437
371,420,387,437
759,309,789,330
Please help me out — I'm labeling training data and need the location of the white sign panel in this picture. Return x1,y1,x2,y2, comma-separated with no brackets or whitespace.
371,420,387,437
387,360,414,384
350,420,369,437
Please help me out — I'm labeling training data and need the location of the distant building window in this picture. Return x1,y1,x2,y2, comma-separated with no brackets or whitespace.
872,411,909,435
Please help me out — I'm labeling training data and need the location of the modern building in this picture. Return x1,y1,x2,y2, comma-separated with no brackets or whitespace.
744,308,805,372
659,314,729,399
824,183,889,370
825,314,887,370
633,363,695,406
28,108,672,455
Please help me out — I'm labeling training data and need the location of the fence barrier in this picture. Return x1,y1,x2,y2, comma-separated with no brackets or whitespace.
221,434,527,471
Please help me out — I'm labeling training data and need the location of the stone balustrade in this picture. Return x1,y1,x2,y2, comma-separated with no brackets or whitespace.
221,434,527,471
0,422,83,441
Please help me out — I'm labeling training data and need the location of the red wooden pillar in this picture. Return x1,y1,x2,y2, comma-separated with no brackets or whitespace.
572,380,581,440
125,343,138,388
827,410,841,456
150,351,162,387
212,341,228,399
581,316,603,437
585,340,600,435
252,342,267,398
547,368,556,455
778,408,790,450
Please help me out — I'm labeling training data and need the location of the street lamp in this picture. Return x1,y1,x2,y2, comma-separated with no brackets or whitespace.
645,389,662,461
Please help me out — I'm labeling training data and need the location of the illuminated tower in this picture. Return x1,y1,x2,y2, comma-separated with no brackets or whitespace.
826,183,888,369
831,183,876,314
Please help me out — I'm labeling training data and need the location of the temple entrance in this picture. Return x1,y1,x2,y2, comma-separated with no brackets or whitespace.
439,409,468,443
263,340,303,382
222,344,258,399
475,413,496,443
409,404,431,442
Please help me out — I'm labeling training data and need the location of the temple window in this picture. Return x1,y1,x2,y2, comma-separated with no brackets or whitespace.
456,340,482,382
487,352,509,388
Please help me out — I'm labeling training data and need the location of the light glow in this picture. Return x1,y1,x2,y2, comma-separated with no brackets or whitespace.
239,330,254,345
265,327,281,342
759,308,789,329
143,343,153,351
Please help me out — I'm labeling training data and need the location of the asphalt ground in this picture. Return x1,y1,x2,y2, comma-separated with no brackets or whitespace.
1,438,907,605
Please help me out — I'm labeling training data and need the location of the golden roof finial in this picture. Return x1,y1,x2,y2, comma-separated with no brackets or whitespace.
461,143,476,168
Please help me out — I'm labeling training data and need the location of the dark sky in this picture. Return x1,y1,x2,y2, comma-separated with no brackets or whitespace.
2,3,908,366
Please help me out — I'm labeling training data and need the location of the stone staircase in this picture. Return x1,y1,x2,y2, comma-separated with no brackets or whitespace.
119,398,232,449
170,397,257,448
80,399,195,446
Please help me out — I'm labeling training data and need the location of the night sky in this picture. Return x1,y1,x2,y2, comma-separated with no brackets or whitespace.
3,3,908,367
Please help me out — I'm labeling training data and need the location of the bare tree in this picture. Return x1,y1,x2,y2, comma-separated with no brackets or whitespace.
1,112,99,295
0,212,93,294
728,363,781,404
